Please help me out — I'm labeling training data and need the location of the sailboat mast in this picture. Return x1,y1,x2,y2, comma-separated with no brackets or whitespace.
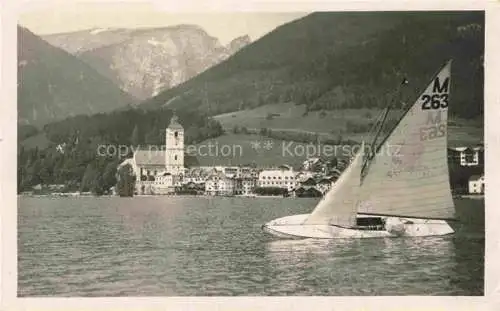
361,107,388,175
362,80,405,174
369,106,391,156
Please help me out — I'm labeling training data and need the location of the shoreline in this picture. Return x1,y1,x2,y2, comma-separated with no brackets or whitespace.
19,193,485,200
18,193,295,198
457,194,485,200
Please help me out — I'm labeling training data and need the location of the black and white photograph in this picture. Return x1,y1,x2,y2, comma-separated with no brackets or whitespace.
2,0,494,304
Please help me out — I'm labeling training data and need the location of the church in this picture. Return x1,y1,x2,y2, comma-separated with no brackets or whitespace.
119,114,185,195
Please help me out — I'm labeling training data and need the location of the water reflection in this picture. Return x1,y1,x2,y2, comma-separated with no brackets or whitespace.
264,236,459,295
18,196,483,296
449,235,484,295
266,238,355,257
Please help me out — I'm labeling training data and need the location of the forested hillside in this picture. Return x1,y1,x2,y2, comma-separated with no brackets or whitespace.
142,11,484,120
17,108,224,193
18,26,137,126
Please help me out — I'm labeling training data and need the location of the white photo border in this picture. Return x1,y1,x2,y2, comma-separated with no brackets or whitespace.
2,0,498,310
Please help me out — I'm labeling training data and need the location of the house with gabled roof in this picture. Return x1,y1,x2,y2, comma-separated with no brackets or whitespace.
205,168,235,196
448,144,484,167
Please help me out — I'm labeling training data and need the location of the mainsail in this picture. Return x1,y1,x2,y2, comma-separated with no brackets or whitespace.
303,142,365,227
358,60,456,220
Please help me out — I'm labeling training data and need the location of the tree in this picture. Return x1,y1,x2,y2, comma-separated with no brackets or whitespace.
39,165,52,185
80,163,97,192
102,161,118,193
131,125,141,147
327,157,338,170
26,158,42,187
116,163,136,197
17,107,226,194
314,132,320,143
18,166,26,193
336,133,343,145
52,157,65,184
185,126,202,144
144,128,159,145
302,105,310,116
257,94,266,106
185,154,199,168
91,175,105,196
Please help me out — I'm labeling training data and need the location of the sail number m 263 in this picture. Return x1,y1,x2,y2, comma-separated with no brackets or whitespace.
421,94,448,110
421,77,450,110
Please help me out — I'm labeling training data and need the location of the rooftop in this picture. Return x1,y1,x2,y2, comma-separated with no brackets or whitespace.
469,174,484,181
168,114,183,130
134,150,165,166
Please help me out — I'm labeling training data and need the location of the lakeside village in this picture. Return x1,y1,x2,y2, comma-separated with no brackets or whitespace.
24,115,485,198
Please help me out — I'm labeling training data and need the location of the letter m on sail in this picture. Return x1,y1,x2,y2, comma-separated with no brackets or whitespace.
432,77,450,93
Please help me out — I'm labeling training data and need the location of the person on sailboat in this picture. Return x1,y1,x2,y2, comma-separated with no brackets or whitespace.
385,218,406,235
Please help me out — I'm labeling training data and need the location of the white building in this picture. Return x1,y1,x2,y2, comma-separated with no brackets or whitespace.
239,167,259,179
205,169,235,196
302,157,321,171
183,167,208,185
258,165,298,192
316,177,334,194
153,172,174,194
118,114,185,195
295,171,314,183
449,145,484,167
235,177,257,195
468,175,485,194
132,149,165,178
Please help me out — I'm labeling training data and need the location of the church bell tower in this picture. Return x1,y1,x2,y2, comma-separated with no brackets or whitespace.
165,113,184,175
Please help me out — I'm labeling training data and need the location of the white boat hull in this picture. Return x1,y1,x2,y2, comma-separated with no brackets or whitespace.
262,214,455,239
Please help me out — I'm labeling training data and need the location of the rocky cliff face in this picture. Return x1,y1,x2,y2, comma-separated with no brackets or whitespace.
226,35,252,55
43,25,251,99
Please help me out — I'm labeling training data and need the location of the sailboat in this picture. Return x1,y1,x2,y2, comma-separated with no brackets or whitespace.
262,60,456,239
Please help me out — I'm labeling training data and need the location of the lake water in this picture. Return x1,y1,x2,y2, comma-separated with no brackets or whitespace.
18,196,484,296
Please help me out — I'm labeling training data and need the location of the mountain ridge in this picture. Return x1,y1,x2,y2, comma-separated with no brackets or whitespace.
43,25,252,99
140,11,484,121
17,26,138,126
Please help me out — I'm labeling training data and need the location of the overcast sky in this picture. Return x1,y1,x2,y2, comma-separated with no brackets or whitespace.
18,1,308,44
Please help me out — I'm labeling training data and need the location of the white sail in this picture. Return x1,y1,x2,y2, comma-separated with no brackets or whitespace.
303,142,365,227
358,60,456,220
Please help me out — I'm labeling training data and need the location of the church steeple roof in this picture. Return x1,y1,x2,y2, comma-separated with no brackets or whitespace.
168,112,183,130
